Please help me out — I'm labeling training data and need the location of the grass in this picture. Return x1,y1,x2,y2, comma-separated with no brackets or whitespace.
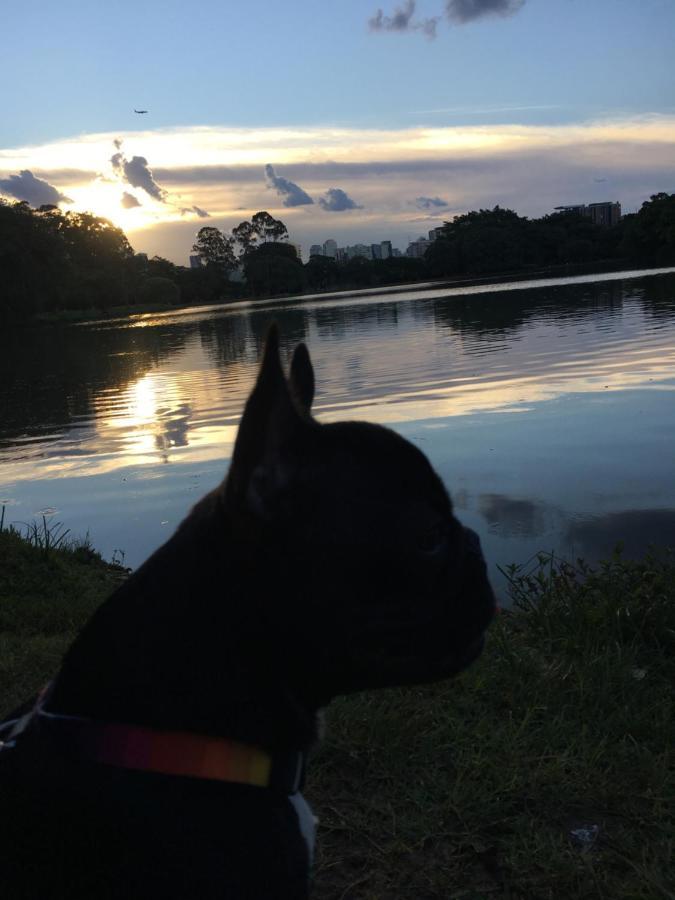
307,551,674,899
0,522,127,715
1,526,672,899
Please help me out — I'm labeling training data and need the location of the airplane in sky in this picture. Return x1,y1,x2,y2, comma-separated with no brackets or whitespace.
134,109,148,114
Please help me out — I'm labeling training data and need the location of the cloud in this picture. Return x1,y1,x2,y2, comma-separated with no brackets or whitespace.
369,1,440,37
121,191,141,209
369,0,415,30
318,187,363,211
265,163,314,207
416,196,450,209
445,0,525,24
180,205,210,218
0,169,72,206
2,117,673,262
111,148,166,201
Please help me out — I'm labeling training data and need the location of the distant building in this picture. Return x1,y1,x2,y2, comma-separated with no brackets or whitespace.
189,255,203,269
406,237,432,258
555,204,586,217
371,243,382,259
309,244,323,257
380,240,393,259
345,244,372,260
323,239,337,258
554,201,622,227
392,248,402,258
290,242,302,260
587,202,622,227
428,227,444,241
335,247,347,263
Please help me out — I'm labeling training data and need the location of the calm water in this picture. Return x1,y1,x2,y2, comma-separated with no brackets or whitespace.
2,267,675,600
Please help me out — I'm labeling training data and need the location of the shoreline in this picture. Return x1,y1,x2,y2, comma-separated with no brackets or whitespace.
28,259,675,326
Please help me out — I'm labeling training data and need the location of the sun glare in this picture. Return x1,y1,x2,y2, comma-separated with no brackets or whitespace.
65,179,175,233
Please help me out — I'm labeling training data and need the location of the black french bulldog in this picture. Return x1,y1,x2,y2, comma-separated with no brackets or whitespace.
0,327,495,899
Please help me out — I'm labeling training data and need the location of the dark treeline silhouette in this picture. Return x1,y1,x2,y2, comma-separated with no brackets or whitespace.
425,195,675,278
2,193,674,322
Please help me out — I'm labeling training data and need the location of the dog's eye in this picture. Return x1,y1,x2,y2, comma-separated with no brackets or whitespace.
418,522,447,555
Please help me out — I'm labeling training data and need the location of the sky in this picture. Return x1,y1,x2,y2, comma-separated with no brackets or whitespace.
1,0,673,263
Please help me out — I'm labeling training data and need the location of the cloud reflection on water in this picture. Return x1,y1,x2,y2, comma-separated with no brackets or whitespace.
1,269,675,592
1,269,675,485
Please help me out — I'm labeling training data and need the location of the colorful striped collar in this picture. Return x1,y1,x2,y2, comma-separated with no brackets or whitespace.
25,685,304,793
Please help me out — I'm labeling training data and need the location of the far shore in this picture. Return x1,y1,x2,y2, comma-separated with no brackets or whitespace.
30,258,675,326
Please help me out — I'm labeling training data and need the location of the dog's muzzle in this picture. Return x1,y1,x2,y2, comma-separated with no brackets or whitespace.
427,525,496,678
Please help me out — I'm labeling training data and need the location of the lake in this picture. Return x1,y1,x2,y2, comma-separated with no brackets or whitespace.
2,266,675,601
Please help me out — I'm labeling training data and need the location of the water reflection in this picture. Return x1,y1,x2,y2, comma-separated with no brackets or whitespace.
565,509,675,560
476,493,554,539
1,267,675,595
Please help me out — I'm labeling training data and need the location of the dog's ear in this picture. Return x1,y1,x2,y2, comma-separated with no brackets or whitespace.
289,343,314,414
224,324,310,513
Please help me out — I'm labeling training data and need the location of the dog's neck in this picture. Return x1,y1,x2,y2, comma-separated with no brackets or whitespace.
49,491,323,755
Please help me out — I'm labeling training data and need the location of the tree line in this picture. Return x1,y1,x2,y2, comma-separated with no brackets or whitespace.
1,193,674,323
424,194,675,278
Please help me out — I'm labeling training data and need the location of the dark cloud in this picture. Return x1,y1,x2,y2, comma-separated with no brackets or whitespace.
0,169,73,206
155,158,487,186
369,1,439,37
111,147,165,201
153,141,675,192
369,0,415,30
264,164,314,207
25,168,92,185
445,0,525,24
416,195,449,209
121,191,141,209
318,187,363,212
180,205,210,218
421,17,440,37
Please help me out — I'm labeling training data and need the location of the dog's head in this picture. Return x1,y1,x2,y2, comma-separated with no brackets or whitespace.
221,326,496,702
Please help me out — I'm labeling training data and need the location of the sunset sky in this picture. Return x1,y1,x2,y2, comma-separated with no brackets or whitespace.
1,0,673,263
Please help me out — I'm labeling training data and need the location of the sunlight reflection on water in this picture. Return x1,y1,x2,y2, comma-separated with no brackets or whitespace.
1,267,675,599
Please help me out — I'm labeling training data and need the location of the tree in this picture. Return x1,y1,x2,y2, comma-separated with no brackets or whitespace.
192,227,237,274
231,220,258,257
435,206,533,275
232,212,289,258
0,200,67,317
251,210,288,243
620,193,675,262
136,276,180,306
147,255,178,280
244,241,304,297
305,254,338,290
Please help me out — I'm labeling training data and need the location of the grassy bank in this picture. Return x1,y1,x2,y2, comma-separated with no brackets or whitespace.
1,529,672,899
309,553,674,899
0,524,127,715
